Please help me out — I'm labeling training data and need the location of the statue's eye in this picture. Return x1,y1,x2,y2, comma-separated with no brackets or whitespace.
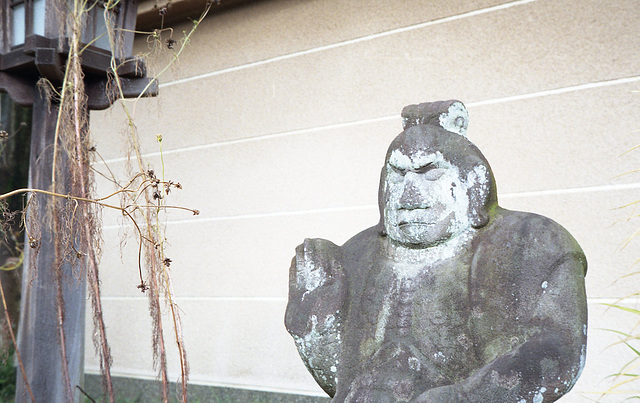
414,164,446,180
423,168,446,180
388,164,405,177
414,164,433,174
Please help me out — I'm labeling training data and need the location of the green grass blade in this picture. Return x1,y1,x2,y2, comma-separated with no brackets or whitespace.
602,304,640,316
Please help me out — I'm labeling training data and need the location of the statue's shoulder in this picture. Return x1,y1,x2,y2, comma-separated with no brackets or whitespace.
476,208,586,276
295,225,381,260
341,226,384,259
342,225,380,245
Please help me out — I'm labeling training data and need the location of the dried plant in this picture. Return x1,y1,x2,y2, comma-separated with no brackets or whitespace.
0,0,213,401
599,123,640,401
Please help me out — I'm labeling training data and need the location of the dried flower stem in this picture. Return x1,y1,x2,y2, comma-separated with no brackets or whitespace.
0,274,35,402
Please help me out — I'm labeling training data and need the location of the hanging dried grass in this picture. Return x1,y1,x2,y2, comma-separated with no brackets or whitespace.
0,0,211,401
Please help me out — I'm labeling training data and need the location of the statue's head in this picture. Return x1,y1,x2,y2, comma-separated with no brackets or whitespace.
378,100,498,247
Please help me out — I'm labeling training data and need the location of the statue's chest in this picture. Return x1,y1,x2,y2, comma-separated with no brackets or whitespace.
355,258,476,377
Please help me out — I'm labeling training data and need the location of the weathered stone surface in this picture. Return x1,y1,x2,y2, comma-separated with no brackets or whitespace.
285,100,587,402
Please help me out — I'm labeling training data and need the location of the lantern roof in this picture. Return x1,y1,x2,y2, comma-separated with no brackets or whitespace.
135,0,252,30
0,0,157,109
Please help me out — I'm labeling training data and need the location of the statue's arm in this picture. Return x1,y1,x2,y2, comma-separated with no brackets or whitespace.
284,238,347,397
413,253,587,402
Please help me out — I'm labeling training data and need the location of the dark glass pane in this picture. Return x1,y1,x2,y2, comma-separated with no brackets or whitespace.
0,91,31,337
0,91,31,220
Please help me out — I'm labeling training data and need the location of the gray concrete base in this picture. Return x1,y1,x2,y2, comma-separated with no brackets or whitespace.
83,374,330,402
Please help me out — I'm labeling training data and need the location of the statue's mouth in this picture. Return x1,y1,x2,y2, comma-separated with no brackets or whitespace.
398,221,434,227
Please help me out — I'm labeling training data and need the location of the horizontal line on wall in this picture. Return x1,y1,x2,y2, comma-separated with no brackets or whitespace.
84,368,165,384
92,296,630,305
466,76,640,108
98,75,640,166
85,367,162,380
159,0,538,89
101,181,639,229
163,204,376,226
500,182,640,199
102,204,377,230
84,368,328,397
98,296,288,302
99,115,400,164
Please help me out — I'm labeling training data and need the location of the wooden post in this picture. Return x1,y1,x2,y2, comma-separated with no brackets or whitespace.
1,2,158,397
15,89,87,403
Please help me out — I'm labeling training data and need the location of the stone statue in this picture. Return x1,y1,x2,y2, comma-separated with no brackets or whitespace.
285,100,587,402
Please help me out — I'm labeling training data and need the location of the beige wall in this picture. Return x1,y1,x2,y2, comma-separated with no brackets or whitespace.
88,0,640,400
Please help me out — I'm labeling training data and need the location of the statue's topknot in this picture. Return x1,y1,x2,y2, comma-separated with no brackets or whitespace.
401,99,469,137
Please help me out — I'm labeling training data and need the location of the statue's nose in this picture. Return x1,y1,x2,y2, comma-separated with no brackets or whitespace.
398,177,429,209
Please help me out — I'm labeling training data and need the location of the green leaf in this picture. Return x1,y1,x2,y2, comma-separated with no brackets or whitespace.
602,303,640,316
625,341,640,357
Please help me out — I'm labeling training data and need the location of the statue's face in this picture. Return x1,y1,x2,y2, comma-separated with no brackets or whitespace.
382,147,471,247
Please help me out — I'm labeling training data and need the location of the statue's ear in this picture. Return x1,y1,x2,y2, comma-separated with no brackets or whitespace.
401,100,468,136
466,164,491,228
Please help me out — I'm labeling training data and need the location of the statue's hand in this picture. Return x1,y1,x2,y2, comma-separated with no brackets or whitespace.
285,238,346,337
410,384,465,403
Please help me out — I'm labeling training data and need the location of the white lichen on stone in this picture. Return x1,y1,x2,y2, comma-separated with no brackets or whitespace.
389,229,473,278
389,149,436,172
575,343,587,381
466,164,489,195
439,101,469,136
298,248,326,295
533,387,547,403
541,281,548,289
408,356,421,371
458,333,473,350
372,288,395,349
294,315,321,359
490,369,520,390
291,312,341,393
324,314,335,330
384,149,476,265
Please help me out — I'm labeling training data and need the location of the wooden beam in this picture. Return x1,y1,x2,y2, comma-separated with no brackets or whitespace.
0,72,35,106
34,48,64,84
136,0,258,30
86,76,159,110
